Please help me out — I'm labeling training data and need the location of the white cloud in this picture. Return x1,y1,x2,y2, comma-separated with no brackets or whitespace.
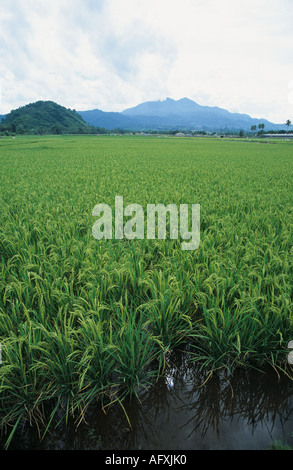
0,0,292,123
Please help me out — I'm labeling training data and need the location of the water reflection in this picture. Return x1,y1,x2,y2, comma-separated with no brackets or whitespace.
94,361,293,450
4,358,293,450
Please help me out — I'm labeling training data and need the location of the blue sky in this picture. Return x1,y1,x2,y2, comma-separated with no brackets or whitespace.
0,0,292,123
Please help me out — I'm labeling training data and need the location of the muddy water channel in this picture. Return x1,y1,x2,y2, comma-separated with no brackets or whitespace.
5,359,293,450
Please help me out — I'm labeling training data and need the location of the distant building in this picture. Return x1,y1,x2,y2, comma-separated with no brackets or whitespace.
262,134,293,139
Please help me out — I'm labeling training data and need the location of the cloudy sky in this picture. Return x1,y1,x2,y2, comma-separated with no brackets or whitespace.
0,0,292,123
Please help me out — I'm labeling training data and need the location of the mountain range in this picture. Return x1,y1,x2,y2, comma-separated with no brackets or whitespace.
78,97,287,132
0,97,289,134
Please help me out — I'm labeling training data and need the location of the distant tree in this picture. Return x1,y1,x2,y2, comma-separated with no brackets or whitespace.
286,119,291,128
17,124,25,134
256,123,265,136
239,129,244,137
251,125,256,133
51,125,62,135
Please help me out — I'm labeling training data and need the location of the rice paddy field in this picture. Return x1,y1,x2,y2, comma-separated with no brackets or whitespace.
0,134,292,449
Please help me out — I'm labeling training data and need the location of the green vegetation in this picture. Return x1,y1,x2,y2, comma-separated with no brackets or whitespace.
0,101,291,137
0,134,292,448
0,101,108,136
267,436,293,450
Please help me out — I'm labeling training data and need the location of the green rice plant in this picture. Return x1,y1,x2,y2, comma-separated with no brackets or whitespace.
73,313,116,413
140,291,193,351
189,298,292,374
0,134,292,446
32,318,81,423
137,268,194,349
107,301,163,400
0,322,49,448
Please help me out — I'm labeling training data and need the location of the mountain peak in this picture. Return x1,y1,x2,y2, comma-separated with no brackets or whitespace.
81,97,281,131
122,97,201,117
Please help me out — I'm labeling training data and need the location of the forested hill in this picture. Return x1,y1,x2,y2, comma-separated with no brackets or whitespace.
0,101,97,135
